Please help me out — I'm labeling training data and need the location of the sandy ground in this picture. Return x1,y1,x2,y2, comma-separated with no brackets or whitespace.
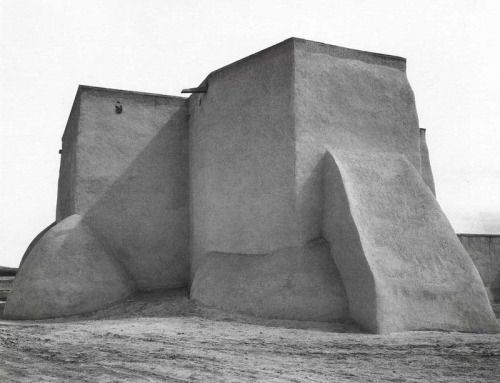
1,289,499,382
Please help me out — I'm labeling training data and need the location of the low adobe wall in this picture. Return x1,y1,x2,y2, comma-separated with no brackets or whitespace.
458,234,500,301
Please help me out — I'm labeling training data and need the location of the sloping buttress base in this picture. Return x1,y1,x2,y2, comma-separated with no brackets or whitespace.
322,150,498,333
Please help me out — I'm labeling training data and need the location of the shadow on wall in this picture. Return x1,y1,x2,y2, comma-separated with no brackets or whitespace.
81,107,190,291
296,154,326,241
4,214,134,320
5,106,190,320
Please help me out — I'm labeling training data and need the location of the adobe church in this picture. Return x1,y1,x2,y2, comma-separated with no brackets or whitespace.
4,38,498,333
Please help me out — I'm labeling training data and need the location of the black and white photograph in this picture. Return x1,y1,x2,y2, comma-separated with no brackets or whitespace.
1,1,499,381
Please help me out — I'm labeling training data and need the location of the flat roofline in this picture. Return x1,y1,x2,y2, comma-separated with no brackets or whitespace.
78,84,187,101
292,37,406,62
62,85,187,141
457,233,500,237
199,37,407,86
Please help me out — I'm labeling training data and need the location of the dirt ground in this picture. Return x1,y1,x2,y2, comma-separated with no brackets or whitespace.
1,289,499,382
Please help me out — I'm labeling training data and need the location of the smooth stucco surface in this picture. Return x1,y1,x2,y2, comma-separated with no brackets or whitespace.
188,38,497,332
191,238,349,322
4,215,133,319
458,234,500,301
294,39,421,242
323,151,498,333
189,40,297,279
58,87,190,290
188,39,351,322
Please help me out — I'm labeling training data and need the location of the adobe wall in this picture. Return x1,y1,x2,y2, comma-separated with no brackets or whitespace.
8,38,498,330
323,151,497,333
187,39,354,321
188,39,497,331
56,91,81,220
458,234,500,301
290,40,496,332
188,40,298,279
293,38,421,241
191,238,349,322
56,86,190,290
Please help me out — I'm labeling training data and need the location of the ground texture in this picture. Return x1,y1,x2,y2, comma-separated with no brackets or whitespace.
1,289,499,382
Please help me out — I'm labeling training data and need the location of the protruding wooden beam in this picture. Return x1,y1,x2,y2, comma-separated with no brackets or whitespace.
181,86,208,94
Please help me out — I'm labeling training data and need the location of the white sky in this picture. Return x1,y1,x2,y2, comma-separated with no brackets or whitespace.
1,0,499,267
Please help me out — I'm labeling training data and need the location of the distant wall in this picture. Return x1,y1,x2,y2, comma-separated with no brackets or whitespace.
458,234,500,301
0,266,17,277
57,86,190,291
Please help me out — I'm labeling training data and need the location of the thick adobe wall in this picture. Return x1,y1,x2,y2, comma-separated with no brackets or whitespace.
323,151,498,333
188,39,353,322
293,39,421,241
189,40,298,279
56,86,190,291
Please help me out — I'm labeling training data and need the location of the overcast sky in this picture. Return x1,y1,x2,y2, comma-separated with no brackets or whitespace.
1,0,499,267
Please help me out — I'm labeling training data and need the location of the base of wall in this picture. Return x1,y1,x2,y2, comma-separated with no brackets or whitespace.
191,238,350,322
